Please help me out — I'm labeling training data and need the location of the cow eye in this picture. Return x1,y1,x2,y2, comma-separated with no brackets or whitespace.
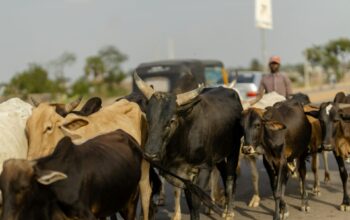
255,123,261,128
45,126,53,133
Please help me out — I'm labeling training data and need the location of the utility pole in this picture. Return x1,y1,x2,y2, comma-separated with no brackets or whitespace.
260,29,268,72
255,0,273,72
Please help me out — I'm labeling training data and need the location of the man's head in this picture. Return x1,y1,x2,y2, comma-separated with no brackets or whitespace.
269,56,281,74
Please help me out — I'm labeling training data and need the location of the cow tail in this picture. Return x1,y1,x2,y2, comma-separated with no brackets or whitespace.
149,167,161,196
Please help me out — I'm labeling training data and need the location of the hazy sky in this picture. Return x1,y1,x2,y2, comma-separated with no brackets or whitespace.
1,0,349,83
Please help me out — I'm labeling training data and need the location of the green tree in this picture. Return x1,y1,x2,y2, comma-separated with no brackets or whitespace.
4,64,58,98
49,52,77,93
304,38,350,80
98,45,128,84
249,58,262,71
84,56,105,83
70,76,91,96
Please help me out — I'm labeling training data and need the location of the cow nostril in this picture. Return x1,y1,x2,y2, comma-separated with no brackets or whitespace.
144,152,159,160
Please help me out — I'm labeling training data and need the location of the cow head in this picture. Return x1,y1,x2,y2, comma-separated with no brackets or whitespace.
25,98,82,159
0,159,67,220
241,108,286,155
308,102,350,151
134,72,203,160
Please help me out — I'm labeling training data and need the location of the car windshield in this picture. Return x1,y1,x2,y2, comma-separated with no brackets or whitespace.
204,67,222,85
237,74,255,83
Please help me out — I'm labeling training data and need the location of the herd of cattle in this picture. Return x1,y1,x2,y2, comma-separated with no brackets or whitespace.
0,73,349,220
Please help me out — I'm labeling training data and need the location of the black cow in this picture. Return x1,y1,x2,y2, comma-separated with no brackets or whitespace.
306,92,350,211
241,100,311,220
0,129,142,220
288,92,311,105
134,73,243,220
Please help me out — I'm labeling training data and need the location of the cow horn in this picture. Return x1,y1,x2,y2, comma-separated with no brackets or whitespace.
338,103,350,109
31,97,40,107
176,84,204,106
134,72,155,100
227,79,237,89
65,96,82,112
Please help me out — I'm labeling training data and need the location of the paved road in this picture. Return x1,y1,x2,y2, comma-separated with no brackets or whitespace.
151,85,350,220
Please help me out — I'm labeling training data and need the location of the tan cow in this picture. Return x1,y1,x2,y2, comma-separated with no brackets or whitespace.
25,98,154,220
304,105,331,195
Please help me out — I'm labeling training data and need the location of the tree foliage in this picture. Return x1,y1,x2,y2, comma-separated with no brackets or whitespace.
304,38,350,79
4,64,59,98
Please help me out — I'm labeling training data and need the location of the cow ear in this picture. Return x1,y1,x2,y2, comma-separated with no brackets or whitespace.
62,118,89,131
79,97,102,116
36,170,67,185
264,120,286,131
305,110,319,119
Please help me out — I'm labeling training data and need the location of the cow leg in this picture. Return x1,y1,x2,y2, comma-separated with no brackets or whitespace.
139,160,152,220
210,167,225,209
262,157,287,220
184,188,200,220
274,164,290,220
323,151,331,184
299,156,310,212
311,151,321,196
247,155,260,208
157,177,166,206
223,146,240,220
333,152,350,211
172,187,182,220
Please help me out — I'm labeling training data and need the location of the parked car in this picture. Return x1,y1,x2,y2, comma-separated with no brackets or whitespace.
234,71,263,101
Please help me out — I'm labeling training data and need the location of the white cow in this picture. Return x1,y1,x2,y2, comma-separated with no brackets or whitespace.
0,98,32,204
0,98,32,173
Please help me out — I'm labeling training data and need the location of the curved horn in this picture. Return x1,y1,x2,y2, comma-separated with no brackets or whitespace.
227,79,237,89
338,103,350,109
31,97,40,107
133,72,155,100
65,96,82,113
176,84,204,106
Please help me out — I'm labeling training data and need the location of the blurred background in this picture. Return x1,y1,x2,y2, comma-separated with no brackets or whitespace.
0,0,349,102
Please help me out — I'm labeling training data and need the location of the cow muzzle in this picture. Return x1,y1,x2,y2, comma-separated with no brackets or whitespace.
144,152,160,161
322,144,334,151
242,145,256,155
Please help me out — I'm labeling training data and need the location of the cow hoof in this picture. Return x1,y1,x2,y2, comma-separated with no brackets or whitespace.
301,205,311,212
312,187,321,196
248,195,260,208
172,212,182,220
222,211,234,220
279,210,290,219
340,204,350,211
324,174,331,184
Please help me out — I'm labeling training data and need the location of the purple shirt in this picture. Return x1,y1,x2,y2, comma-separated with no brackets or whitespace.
258,72,292,98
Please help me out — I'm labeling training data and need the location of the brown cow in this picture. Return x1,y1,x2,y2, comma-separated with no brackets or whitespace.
241,100,312,220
